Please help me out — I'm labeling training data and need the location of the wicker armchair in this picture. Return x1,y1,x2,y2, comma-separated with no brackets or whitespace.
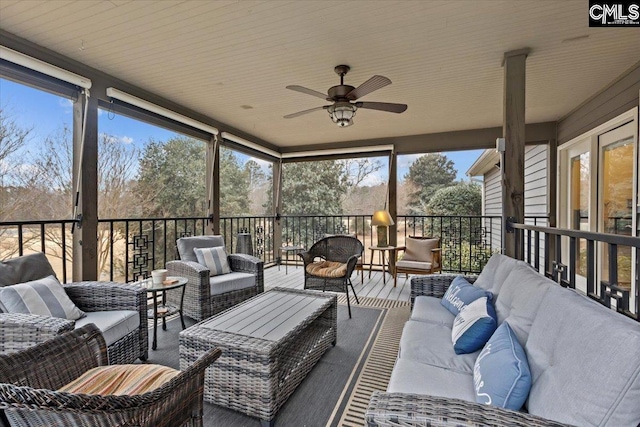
166,235,264,321
0,254,148,365
0,324,221,427
367,273,570,427
298,235,364,318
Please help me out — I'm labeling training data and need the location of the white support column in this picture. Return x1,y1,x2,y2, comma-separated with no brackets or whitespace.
502,48,530,259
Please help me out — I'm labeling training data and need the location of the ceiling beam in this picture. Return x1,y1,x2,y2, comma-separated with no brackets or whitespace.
280,122,556,156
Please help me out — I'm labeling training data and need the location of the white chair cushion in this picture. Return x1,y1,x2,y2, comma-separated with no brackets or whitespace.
75,310,140,346
194,246,232,276
209,272,255,295
396,260,436,270
410,296,455,326
403,237,439,262
387,358,475,402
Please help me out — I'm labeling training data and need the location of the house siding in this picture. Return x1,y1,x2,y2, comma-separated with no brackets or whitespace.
482,145,549,257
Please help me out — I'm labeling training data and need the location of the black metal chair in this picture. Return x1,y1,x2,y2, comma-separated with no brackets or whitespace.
298,236,364,318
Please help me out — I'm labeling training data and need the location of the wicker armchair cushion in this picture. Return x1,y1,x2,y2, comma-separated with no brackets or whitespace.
177,235,225,262
209,272,256,295
395,259,436,271
306,260,348,278
60,364,179,396
75,310,140,346
0,275,85,320
194,246,232,276
403,237,438,262
0,252,56,287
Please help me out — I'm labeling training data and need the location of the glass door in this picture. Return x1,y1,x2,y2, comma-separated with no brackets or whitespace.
598,122,636,299
566,142,591,290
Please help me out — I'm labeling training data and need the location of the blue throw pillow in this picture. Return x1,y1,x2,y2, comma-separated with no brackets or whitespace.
451,297,497,354
474,322,532,410
441,276,492,316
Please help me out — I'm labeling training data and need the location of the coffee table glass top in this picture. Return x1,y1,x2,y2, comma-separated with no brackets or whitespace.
200,289,330,342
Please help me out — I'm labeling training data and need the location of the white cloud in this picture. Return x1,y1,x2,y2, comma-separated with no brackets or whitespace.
397,153,424,169
58,98,73,108
359,170,385,187
99,133,134,144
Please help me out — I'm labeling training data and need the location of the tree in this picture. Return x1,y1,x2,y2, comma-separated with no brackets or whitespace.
219,147,250,216
136,136,207,217
281,160,349,215
426,182,482,216
404,153,457,214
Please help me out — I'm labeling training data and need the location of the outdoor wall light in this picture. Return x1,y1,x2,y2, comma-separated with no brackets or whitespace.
371,210,394,247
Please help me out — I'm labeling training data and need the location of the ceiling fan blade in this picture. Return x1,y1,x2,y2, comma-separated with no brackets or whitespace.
283,105,327,119
356,101,407,113
286,85,330,101
346,75,391,100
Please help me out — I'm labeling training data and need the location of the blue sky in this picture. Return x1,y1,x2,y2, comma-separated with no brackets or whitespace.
1,78,482,183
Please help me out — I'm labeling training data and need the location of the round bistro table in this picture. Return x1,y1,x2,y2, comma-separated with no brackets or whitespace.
142,276,188,350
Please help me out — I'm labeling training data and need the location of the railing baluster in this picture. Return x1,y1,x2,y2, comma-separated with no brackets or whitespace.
61,222,67,283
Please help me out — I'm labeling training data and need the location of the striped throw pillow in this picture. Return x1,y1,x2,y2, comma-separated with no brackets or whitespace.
194,246,231,276
0,275,85,320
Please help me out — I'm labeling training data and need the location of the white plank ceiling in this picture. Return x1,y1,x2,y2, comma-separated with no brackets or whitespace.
0,0,638,148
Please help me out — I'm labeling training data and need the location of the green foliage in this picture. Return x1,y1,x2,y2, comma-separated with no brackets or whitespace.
281,160,349,215
219,147,250,215
405,153,457,214
426,182,482,216
443,241,496,274
137,136,206,217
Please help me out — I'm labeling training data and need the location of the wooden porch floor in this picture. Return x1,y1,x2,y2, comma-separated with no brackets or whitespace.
264,262,415,302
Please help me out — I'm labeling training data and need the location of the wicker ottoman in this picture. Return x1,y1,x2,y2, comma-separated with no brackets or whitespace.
179,287,337,427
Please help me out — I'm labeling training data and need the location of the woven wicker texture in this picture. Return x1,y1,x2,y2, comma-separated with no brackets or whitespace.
299,235,364,318
0,324,221,427
366,392,573,427
180,288,337,425
166,253,264,322
0,281,148,364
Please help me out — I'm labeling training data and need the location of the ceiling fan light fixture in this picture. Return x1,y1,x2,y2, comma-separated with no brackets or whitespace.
328,103,356,127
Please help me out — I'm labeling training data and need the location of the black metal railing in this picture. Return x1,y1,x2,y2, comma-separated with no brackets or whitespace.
514,222,639,321
0,219,76,283
2,214,555,283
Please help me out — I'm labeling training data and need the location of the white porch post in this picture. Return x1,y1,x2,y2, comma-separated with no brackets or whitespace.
502,48,530,259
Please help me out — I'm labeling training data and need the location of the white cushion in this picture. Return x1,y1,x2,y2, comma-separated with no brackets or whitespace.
410,296,455,326
75,310,140,346
387,358,476,402
194,246,231,276
209,272,255,295
176,235,225,262
395,260,436,270
473,253,526,297
0,275,84,320
399,320,478,374
403,237,439,262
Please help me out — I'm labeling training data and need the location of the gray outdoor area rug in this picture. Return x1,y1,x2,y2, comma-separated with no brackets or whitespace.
146,301,397,427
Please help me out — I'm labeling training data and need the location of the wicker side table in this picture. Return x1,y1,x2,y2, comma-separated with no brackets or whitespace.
179,287,337,427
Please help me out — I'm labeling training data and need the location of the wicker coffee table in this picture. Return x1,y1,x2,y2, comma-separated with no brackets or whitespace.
179,287,337,427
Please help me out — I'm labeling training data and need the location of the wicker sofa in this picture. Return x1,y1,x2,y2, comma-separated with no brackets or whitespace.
366,253,640,426
166,235,264,322
0,253,148,364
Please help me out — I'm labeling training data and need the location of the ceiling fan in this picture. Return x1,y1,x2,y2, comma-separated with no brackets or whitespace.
284,65,407,127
